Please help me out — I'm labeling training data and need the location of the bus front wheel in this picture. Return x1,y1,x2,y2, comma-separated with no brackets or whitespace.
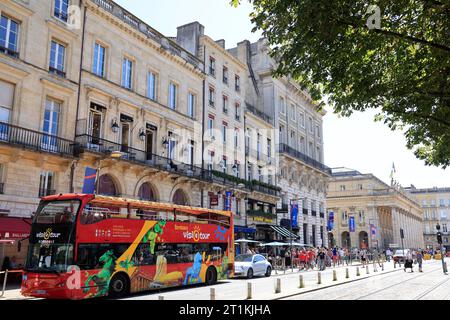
108,273,130,298
205,267,217,286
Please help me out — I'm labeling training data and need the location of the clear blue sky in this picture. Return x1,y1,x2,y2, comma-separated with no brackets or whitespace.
116,0,450,188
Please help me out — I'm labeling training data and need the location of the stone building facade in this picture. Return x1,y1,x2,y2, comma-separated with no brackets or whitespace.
327,168,424,250
405,186,450,250
229,39,330,245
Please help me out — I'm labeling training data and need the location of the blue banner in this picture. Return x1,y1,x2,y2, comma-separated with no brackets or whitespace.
327,211,334,231
349,216,355,232
290,203,298,227
225,191,232,211
82,167,97,194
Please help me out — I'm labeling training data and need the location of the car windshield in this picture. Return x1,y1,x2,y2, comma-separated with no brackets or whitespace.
235,254,254,262
394,250,407,255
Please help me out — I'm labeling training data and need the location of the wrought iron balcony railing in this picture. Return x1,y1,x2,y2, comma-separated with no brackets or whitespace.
245,103,273,125
278,143,332,176
76,134,213,183
0,122,75,158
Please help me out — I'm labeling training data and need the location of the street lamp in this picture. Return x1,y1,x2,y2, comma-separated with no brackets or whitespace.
289,197,303,272
95,151,124,194
436,223,448,274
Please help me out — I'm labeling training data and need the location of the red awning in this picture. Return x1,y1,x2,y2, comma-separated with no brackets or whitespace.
0,217,32,240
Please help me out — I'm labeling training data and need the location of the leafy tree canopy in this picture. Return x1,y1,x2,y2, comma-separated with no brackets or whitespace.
231,0,450,168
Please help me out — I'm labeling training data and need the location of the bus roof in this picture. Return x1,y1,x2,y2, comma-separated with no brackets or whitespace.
41,194,232,218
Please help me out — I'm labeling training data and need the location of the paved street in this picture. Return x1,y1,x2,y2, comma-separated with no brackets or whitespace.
283,260,450,300
2,260,447,300
121,260,447,300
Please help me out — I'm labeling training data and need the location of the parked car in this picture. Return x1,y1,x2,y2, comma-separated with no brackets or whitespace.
234,254,272,279
393,249,411,262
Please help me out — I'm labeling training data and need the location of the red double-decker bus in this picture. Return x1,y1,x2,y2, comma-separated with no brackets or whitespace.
21,194,234,299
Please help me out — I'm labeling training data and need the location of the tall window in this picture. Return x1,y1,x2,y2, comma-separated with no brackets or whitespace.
187,92,195,118
247,164,252,181
0,163,4,193
0,15,20,57
207,116,214,137
280,97,285,114
279,125,285,144
235,103,240,121
121,58,133,89
54,0,69,22
299,112,305,127
258,166,263,182
168,135,176,160
169,82,177,110
267,138,272,158
222,122,227,143
222,95,228,114
49,40,66,76
300,136,305,153
223,66,228,84
290,104,296,120
309,117,313,133
187,140,194,166
39,171,54,197
207,151,214,171
257,133,261,159
235,75,240,92
0,80,14,129
42,98,61,150
234,128,239,148
92,43,105,77
209,56,215,76
147,71,157,100
208,87,215,107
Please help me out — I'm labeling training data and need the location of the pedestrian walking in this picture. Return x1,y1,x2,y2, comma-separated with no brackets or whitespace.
386,248,392,262
373,248,382,267
416,250,423,272
317,248,326,271
404,251,414,273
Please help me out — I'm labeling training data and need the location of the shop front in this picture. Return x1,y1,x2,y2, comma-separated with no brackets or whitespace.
0,217,32,270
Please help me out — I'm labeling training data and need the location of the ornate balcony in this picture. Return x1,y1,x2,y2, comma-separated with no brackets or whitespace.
0,122,76,158
278,143,332,176
76,134,212,183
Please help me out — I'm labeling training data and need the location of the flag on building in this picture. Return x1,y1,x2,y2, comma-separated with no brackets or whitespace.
82,167,97,194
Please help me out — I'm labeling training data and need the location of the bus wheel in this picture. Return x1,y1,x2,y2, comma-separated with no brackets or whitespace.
109,273,129,298
205,267,217,286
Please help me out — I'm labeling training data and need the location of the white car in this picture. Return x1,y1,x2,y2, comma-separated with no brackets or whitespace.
234,254,272,279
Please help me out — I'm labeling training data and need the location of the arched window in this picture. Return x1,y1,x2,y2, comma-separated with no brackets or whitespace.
98,174,117,196
138,182,156,201
172,189,188,206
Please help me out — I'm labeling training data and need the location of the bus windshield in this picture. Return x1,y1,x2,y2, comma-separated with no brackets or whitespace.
26,243,74,273
34,200,81,224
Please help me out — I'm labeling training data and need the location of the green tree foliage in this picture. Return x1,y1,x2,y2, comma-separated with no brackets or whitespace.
231,0,450,168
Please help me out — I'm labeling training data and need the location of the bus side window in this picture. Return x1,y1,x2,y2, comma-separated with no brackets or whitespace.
133,243,155,266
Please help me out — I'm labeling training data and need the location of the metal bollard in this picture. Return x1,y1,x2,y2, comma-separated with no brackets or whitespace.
333,270,337,281
158,296,164,300
356,267,360,276
210,288,215,300
366,266,369,274
299,275,305,288
346,268,349,279
275,278,281,293
382,263,384,271
247,282,252,299
317,272,322,284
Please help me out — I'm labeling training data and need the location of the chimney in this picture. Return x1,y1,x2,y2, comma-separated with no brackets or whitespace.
215,39,225,49
176,21,205,56
236,40,250,65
